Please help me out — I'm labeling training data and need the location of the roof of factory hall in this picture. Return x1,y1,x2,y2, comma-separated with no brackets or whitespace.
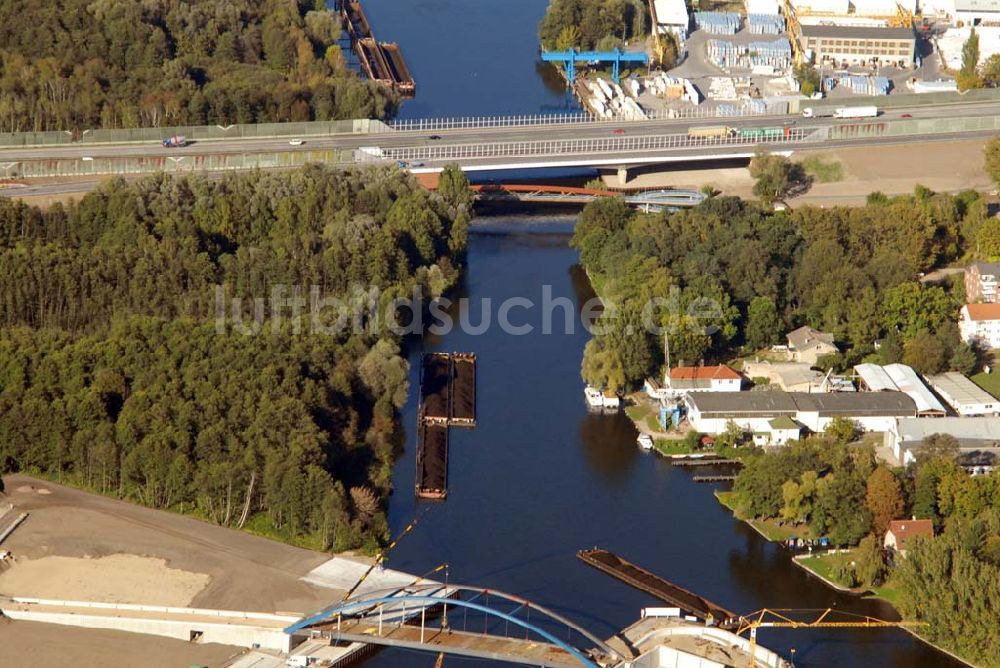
686,390,916,417
799,24,915,40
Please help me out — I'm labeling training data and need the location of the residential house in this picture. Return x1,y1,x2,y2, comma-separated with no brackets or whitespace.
884,519,933,557
752,416,803,447
965,262,1000,303
664,366,743,397
785,326,838,365
959,303,1000,349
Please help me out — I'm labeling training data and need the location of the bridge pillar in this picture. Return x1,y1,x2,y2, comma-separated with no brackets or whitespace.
616,166,629,187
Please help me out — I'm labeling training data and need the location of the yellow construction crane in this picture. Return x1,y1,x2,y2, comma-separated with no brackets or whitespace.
734,608,927,667
783,0,805,65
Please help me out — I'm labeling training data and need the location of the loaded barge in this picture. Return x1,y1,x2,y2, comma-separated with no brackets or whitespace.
415,352,478,499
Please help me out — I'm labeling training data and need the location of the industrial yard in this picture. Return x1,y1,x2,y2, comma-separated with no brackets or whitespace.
566,0,994,122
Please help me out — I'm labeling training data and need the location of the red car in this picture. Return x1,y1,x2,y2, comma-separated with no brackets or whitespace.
901,113,912,118
613,128,625,135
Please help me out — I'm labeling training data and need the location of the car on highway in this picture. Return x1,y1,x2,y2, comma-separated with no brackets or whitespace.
901,113,912,118
613,128,625,135
289,139,305,146
428,134,442,140
410,161,426,167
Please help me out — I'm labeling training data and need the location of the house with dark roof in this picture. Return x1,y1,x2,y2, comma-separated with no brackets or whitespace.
786,326,838,365
965,262,1000,304
884,519,933,557
685,390,917,436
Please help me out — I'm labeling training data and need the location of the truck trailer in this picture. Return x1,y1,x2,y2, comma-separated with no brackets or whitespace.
687,125,733,139
832,106,878,119
162,135,187,148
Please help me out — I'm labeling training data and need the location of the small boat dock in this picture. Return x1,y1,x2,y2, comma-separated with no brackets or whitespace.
692,474,737,482
415,352,478,499
670,457,741,468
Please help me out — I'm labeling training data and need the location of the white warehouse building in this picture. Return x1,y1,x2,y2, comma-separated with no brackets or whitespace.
885,416,1000,465
654,0,691,40
926,372,1000,416
855,363,948,416
685,390,917,436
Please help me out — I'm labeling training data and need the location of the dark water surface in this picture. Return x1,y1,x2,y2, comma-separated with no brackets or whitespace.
360,220,958,667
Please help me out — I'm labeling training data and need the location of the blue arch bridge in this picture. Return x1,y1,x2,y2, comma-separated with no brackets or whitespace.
284,583,626,668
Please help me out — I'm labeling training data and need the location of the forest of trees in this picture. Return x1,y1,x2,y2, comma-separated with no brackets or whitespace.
0,164,473,550
573,189,988,391
538,0,648,51
0,0,397,132
730,432,1000,666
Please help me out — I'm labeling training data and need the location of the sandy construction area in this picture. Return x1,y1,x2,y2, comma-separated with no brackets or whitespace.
0,553,209,606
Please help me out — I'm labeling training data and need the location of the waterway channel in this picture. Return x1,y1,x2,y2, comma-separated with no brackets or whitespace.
351,2,961,666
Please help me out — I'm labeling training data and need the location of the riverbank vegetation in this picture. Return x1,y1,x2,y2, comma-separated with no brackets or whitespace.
0,0,396,132
572,189,986,390
729,436,1000,665
538,0,649,51
0,164,472,552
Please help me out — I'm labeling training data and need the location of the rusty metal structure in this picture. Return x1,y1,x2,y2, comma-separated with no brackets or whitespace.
337,0,416,96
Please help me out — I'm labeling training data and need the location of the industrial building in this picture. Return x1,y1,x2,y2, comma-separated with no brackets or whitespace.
664,365,743,395
684,390,916,435
885,416,1000,465
925,372,1000,416
798,24,916,65
653,0,691,40
854,363,947,416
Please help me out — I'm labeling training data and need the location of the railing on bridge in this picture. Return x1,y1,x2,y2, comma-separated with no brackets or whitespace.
376,128,818,162
383,105,777,133
288,583,625,668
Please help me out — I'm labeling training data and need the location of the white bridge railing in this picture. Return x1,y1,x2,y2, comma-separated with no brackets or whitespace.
377,127,821,162
383,106,777,133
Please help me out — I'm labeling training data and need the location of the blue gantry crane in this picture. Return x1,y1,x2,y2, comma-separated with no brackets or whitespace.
540,48,649,84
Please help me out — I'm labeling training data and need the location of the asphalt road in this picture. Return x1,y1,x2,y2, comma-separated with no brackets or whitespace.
1,99,998,163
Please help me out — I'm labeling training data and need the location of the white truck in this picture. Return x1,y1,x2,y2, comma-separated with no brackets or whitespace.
802,106,878,119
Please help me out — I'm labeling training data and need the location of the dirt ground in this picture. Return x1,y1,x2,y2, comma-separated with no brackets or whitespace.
606,138,993,207
0,553,209,606
0,474,359,667
0,617,243,668
0,475,338,613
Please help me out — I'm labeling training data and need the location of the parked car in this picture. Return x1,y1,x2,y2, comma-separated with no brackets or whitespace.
428,134,442,140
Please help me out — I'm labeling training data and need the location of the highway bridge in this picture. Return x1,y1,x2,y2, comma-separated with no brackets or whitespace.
1,99,999,184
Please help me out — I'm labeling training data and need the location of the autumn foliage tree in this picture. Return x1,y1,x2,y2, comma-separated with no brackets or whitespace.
866,466,905,535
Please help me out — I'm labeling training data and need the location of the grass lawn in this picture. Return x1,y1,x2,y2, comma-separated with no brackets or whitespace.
712,491,811,541
970,371,1000,400
869,576,904,607
798,550,858,588
715,490,738,510
625,402,652,423
799,155,845,183
654,439,697,456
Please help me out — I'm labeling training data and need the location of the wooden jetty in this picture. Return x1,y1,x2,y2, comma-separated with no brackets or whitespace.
670,458,741,468
578,549,738,627
692,475,737,482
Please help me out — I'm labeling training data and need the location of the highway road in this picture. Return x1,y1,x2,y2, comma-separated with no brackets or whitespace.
1,99,999,163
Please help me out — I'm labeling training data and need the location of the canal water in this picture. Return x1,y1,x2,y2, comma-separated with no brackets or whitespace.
362,220,957,667
349,3,960,666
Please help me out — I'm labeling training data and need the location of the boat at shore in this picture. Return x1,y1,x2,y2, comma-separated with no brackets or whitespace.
637,433,654,451
584,386,604,409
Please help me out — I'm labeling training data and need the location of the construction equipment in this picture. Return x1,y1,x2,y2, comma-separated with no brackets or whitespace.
735,608,927,667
